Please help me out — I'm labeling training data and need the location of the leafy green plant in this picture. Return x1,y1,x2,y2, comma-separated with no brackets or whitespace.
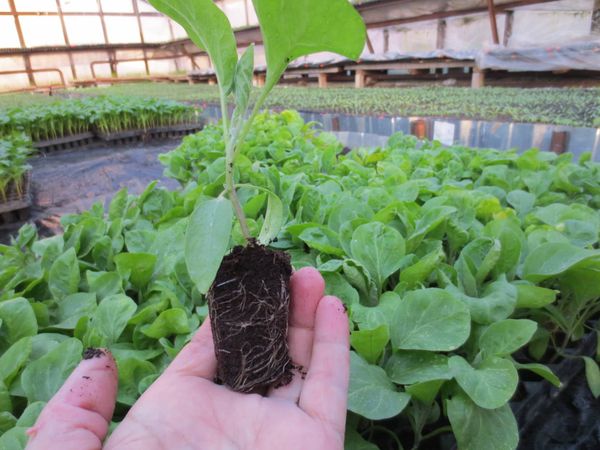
149,0,366,290
1,111,600,448
0,133,32,202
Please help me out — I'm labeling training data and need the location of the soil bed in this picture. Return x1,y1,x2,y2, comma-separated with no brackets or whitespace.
0,139,179,243
208,243,293,393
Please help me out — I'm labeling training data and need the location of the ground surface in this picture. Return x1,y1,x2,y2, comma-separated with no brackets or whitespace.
1,139,179,242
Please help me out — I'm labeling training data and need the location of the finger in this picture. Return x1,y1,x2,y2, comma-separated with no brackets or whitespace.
26,348,118,450
164,318,217,379
299,296,349,437
269,267,324,401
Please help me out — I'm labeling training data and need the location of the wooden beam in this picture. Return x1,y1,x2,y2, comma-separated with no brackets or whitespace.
317,73,328,88
471,67,485,88
0,11,164,17
366,32,375,54
503,10,514,46
487,0,500,45
7,0,34,87
436,20,446,50
132,0,150,76
55,0,77,81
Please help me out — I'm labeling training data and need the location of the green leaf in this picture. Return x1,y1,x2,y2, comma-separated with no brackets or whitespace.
390,289,470,352
399,242,444,289
0,426,28,450
116,357,157,406
385,351,452,384
514,363,560,387
0,298,37,345
405,379,445,404
0,337,32,386
350,325,389,364
16,401,45,427
148,0,237,92
252,0,366,91
86,271,122,300
582,356,600,398
515,284,557,308
348,352,410,420
185,197,234,294
257,190,283,245
449,356,518,409
522,243,599,282
479,319,538,357
299,226,344,257
48,248,80,300
21,338,82,402
449,277,517,325
231,44,255,129
54,293,97,329
142,309,191,339
344,427,379,450
114,253,157,289
322,272,359,306
350,222,405,290
87,294,137,346
447,392,518,450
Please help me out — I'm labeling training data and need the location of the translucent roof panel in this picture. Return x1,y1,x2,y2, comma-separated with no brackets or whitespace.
101,0,134,13
0,0,9,12
64,16,106,46
15,0,57,12
0,17,20,48
104,17,141,44
59,0,98,13
20,16,66,47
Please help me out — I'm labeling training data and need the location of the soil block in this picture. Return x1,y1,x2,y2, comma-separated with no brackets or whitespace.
207,243,293,393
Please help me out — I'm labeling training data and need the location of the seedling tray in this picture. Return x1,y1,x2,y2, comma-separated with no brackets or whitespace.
33,132,95,153
0,172,31,226
96,121,204,144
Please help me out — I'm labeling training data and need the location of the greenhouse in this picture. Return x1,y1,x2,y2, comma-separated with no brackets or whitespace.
0,0,599,449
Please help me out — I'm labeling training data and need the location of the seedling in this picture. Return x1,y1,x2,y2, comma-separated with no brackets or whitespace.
149,0,365,392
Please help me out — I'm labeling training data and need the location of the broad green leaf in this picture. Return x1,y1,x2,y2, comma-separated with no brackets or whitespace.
514,363,560,387
385,351,452,385
231,44,255,130
449,277,517,325
48,248,80,300
522,243,599,282
0,298,37,345
515,284,557,309
258,190,283,245
148,0,237,92
344,428,379,450
87,294,137,346
114,253,157,289
86,271,122,300
116,357,157,406
185,197,234,294
348,352,410,420
583,356,600,398
350,222,405,290
350,325,389,364
447,392,518,450
405,379,445,403
507,189,535,218
142,309,191,339
322,272,359,306
21,338,83,402
16,401,45,427
252,0,366,91
391,289,470,352
399,242,444,289
299,226,344,257
479,319,538,357
54,293,97,329
0,337,32,386
0,426,28,450
449,356,518,409
483,219,524,278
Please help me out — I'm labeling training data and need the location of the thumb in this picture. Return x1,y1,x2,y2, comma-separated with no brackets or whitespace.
26,348,118,450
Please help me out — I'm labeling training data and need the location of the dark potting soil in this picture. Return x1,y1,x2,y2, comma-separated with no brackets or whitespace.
207,243,293,393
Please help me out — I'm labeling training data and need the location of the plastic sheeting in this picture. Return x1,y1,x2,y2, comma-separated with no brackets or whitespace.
478,38,600,71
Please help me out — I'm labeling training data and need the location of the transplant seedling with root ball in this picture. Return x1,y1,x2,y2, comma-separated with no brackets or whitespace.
149,0,366,392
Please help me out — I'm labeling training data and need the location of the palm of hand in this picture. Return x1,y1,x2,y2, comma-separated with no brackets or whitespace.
26,268,349,450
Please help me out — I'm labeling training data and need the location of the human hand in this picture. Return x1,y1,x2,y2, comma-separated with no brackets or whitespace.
26,267,350,450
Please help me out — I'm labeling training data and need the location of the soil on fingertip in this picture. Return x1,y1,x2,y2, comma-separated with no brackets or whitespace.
207,242,293,393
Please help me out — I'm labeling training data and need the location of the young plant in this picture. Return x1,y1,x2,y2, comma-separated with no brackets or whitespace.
149,0,365,392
